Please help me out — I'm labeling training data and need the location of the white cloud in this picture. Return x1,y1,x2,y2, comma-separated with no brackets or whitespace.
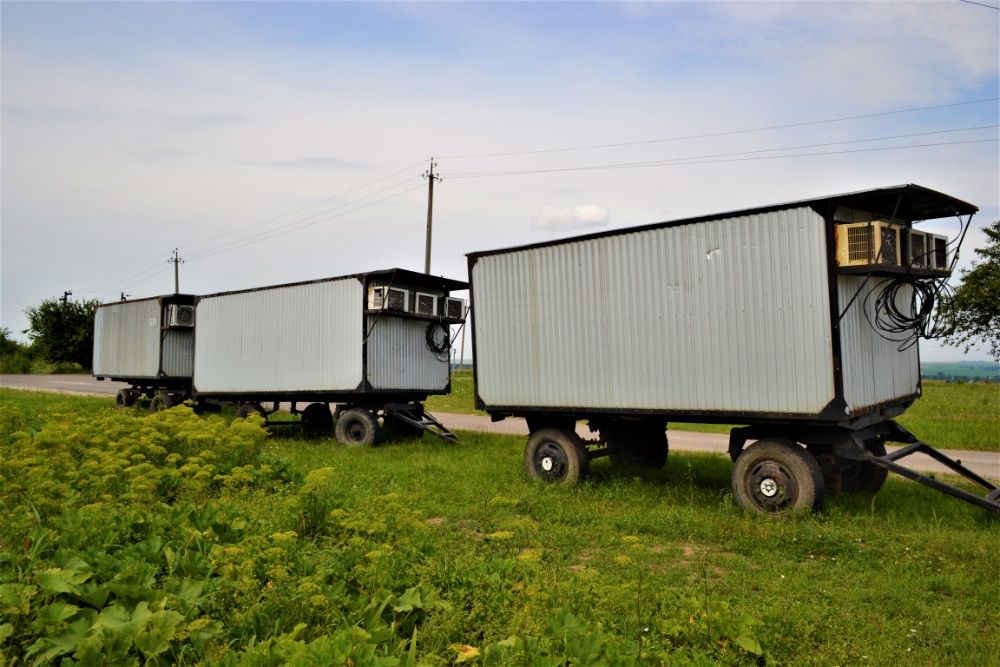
532,204,610,232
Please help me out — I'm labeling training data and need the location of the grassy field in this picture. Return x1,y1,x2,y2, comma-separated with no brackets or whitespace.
2,389,998,665
428,372,1000,452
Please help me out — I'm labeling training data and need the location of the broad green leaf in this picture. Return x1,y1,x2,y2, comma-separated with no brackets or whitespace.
734,629,762,655
393,587,424,613
36,568,90,596
0,622,13,643
37,601,81,624
134,609,183,658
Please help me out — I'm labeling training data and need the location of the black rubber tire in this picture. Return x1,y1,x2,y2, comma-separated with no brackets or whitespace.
732,439,825,515
335,408,378,446
149,395,167,412
604,419,668,469
235,403,266,420
837,440,889,493
163,394,183,409
524,428,589,484
301,403,334,437
115,389,136,409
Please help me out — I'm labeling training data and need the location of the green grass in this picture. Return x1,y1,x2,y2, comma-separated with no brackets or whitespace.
897,380,1000,452
3,389,998,665
431,372,999,452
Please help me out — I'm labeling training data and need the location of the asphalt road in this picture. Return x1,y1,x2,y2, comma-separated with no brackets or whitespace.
3,374,997,479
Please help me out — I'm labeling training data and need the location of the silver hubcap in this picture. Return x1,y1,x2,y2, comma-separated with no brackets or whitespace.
759,478,778,497
541,456,554,472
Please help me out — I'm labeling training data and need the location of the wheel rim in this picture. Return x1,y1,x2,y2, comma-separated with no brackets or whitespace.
746,459,798,512
346,418,368,442
534,441,568,480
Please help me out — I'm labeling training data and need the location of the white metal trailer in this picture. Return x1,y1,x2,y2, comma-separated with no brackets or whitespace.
468,184,998,514
93,294,196,409
191,268,467,444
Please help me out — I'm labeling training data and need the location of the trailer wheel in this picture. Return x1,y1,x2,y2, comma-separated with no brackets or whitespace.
115,389,137,409
524,428,588,484
335,408,378,446
838,440,889,494
301,403,334,437
235,403,266,420
149,394,167,412
604,419,668,469
732,439,824,514
382,415,425,442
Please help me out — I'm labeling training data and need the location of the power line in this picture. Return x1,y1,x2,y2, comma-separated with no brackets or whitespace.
186,177,423,261
437,97,999,159
958,0,999,10
446,136,998,179
180,157,428,251
186,183,426,262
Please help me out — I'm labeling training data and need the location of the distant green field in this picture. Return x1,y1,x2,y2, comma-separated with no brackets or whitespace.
921,361,1000,381
2,389,998,665
429,372,999,452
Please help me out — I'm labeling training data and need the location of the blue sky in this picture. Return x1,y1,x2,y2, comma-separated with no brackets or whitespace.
2,1,998,360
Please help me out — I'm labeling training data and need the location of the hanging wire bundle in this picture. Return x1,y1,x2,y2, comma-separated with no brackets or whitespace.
863,276,953,350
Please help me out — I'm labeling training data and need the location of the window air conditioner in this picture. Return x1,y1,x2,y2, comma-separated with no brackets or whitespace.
931,234,949,270
908,230,930,268
835,220,903,267
368,286,409,311
414,292,438,316
443,297,465,320
165,304,195,328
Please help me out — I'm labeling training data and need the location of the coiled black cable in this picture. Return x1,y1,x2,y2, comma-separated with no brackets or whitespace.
862,276,953,350
425,322,451,360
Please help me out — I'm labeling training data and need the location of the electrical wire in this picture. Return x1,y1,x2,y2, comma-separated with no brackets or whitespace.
186,183,426,261
437,97,999,159
180,157,429,251
444,136,998,179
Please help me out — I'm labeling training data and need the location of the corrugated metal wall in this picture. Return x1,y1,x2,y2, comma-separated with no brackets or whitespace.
162,330,194,377
93,300,162,378
837,276,919,411
194,280,363,393
365,316,449,391
472,207,836,415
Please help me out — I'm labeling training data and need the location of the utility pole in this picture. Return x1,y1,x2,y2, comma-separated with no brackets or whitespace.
423,158,440,274
61,291,72,305
168,249,184,294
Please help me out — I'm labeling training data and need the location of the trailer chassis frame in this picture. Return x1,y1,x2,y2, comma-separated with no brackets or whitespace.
729,421,999,514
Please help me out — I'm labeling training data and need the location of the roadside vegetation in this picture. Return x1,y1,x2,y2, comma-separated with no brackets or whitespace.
2,389,998,665
429,372,1000,452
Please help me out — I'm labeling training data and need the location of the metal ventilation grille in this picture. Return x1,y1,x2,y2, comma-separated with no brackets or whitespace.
879,227,899,265
934,237,948,269
910,232,927,267
847,226,872,262
415,293,436,315
445,298,464,319
175,306,194,325
387,288,407,310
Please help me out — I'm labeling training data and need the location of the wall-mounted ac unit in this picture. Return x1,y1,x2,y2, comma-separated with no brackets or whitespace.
835,220,903,267
368,286,409,311
930,234,949,270
414,292,438,316
908,230,930,268
165,304,195,328
443,297,465,320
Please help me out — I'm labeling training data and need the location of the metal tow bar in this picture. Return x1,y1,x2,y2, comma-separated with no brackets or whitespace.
845,421,999,514
386,404,460,443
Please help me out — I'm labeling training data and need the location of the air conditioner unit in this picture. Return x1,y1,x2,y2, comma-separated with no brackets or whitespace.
908,230,930,268
367,286,409,311
442,297,465,320
414,292,438,316
165,304,195,328
930,234,949,270
835,220,903,267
